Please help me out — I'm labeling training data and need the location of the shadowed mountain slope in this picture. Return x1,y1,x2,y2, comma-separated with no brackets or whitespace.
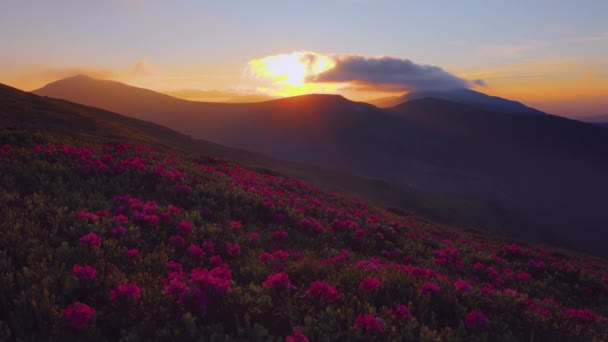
32,76,608,255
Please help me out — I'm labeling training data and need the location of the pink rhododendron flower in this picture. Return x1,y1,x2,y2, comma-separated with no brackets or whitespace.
285,328,309,342
262,272,291,289
166,261,183,274
516,272,532,281
226,243,241,256
167,205,181,216
454,279,472,293
305,281,340,302
190,265,232,295
565,308,603,324
360,277,381,293
63,302,95,331
353,314,384,333
173,184,192,193
109,283,141,301
273,250,290,260
355,229,366,239
248,232,260,241
176,220,192,235
503,244,521,255
188,244,205,259
481,283,497,296
473,262,485,271
230,221,242,230
169,235,186,247
112,226,126,236
202,241,215,253
259,252,275,263
144,215,159,226
125,249,139,259
79,232,102,249
77,211,99,222
209,255,223,266
390,304,411,321
465,310,488,330
113,214,129,224
72,264,97,280
420,282,440,296
273,230,288,241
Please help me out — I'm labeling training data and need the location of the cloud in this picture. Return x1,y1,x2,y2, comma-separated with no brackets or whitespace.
131,59,159,77
308,54,484,91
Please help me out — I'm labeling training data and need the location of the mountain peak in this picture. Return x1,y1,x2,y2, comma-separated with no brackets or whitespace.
369,87,546,116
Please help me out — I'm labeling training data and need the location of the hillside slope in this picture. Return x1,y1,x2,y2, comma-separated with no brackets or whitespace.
0,126,607,341
2,82,527,241
33,76,608,256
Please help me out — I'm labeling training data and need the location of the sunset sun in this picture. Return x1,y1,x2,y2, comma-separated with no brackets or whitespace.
248,51,337,95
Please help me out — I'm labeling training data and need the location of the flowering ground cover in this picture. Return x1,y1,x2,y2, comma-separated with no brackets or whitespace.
0,127,607,341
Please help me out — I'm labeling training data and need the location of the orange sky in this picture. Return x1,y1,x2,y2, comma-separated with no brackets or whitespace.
1,2,607,118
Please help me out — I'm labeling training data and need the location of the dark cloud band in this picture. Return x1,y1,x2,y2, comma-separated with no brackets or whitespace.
305,54,484,91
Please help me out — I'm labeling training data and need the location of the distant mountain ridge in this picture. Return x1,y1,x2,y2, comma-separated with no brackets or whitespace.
368,87,546,116
33,75,608,256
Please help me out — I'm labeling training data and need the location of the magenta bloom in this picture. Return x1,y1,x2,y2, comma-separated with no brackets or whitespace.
190,265,232,295
273,230,288,241
454,279,472,293
112,226,127,236
209,255,223,266
286,328,309,342
353,314,384,333
63,302,95,331
77,211,99,222
305,281,340,302
226,243,241,256
79,232,102,249
248,232,260,241
176,220,192,235
503,243,521,254
125,249,139,259
110,283,141,301
516,272,532,281
167,205,181,216
166,261,183,274
163,276,189,300
473,262,485,271
465,310,488,330
262,272,291,289
144,214,159,226
188,244,205,259
391,304,411,321
420,282,440,296
72,264,97,280
113,214,129,224
202,241,215,253
360,277,381,293
259,252,275,263
230,221,242,230
565,308,602,324
169,234,186,247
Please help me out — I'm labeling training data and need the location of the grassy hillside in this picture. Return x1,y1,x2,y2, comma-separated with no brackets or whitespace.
32,76,608,256
0,126,607,341
3,81,545,249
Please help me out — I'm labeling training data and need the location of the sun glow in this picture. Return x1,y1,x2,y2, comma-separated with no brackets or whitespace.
248,51,338,96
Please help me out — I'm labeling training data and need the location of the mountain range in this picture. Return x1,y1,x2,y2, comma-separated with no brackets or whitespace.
367,87,546,115
32,75,608,255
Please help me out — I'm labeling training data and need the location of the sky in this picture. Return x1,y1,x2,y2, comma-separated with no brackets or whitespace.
0,0,607,117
